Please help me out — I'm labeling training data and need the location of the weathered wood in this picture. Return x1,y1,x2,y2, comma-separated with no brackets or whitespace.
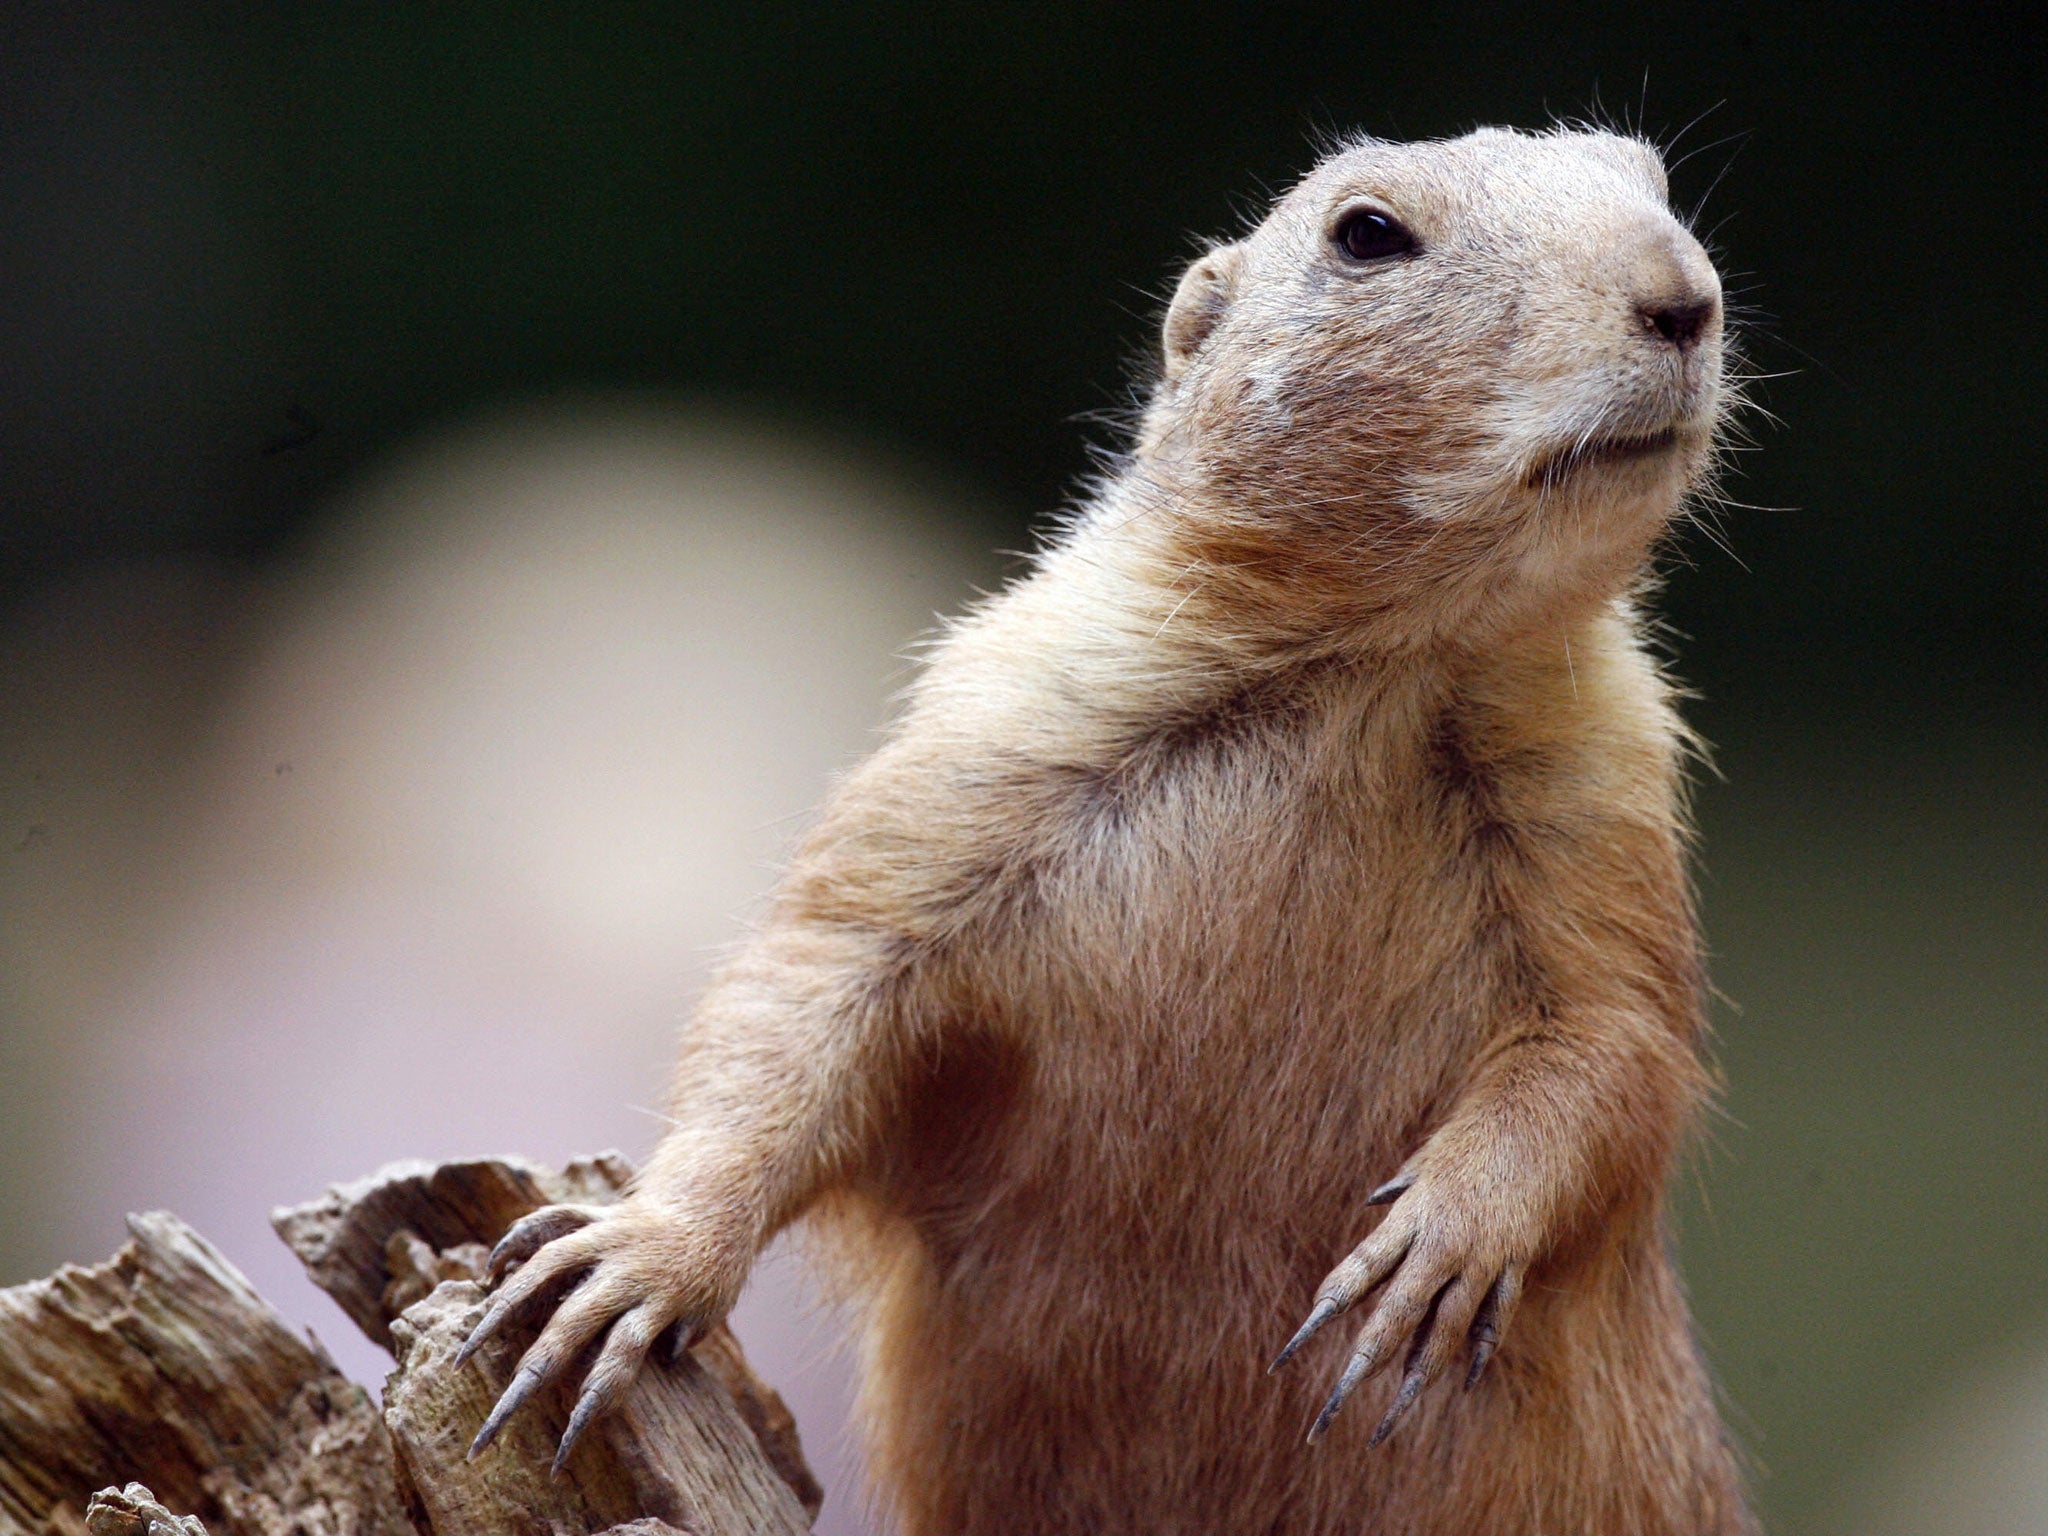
0,1214,409,1536
271,1154,636,1355
84,1484,210,1536
73,1483,698,1536
2,1158,818,1536
384,1282,810,1536
684,1326,822,1520
272,1154,822,1521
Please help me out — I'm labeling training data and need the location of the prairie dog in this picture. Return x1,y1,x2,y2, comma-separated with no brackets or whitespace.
463,126,1756,1534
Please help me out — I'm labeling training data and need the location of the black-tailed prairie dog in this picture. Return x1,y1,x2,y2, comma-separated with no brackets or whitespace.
462,125,1757,1535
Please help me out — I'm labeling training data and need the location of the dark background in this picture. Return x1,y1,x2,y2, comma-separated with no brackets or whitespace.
4,5,2044,1533
6,1,2044,715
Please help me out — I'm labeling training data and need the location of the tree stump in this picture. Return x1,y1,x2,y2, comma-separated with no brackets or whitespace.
0,1156,820,1536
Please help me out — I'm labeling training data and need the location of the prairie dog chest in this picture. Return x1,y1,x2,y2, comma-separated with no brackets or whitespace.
997,667,1521,1077
886,681,1522,1265
1021,635,1670,1037
883,613,1681,1214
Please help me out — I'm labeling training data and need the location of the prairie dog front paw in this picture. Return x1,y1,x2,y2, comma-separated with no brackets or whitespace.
1271,1174,1531,1446
456,1198,752,1473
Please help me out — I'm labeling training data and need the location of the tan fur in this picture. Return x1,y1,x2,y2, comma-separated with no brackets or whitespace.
479,126,1756,1534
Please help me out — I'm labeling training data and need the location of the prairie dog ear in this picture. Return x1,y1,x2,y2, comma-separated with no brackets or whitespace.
1161,242,1243,383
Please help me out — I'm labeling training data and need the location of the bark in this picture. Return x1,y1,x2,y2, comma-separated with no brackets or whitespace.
0,1157,822,1536
85,1483,217,1536
270,1155,638,1357
0,1211,409,1536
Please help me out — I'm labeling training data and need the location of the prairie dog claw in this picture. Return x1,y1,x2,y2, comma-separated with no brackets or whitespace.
486,1203,610,1281
453,1199,743,1472
1270,1296,1339,1373
1276,1176,1528,1447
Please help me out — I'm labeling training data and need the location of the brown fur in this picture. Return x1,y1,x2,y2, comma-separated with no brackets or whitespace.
474,126,1757,1534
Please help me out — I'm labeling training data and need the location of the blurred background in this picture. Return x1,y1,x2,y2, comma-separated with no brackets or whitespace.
1,4,2042,1533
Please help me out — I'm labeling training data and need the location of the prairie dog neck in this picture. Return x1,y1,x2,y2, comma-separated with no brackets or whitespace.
938,469,1665,766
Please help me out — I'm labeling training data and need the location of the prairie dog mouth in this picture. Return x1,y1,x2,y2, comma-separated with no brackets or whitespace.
1525,426,1683,490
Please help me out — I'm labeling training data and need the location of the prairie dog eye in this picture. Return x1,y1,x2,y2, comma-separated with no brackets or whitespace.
1333,207,1418,263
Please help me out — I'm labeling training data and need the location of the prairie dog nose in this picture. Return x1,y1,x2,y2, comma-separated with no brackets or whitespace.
1637,294,1718,349
1628,230,1722,352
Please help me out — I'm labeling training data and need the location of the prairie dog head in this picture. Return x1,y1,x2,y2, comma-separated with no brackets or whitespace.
1144,127,1728,642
